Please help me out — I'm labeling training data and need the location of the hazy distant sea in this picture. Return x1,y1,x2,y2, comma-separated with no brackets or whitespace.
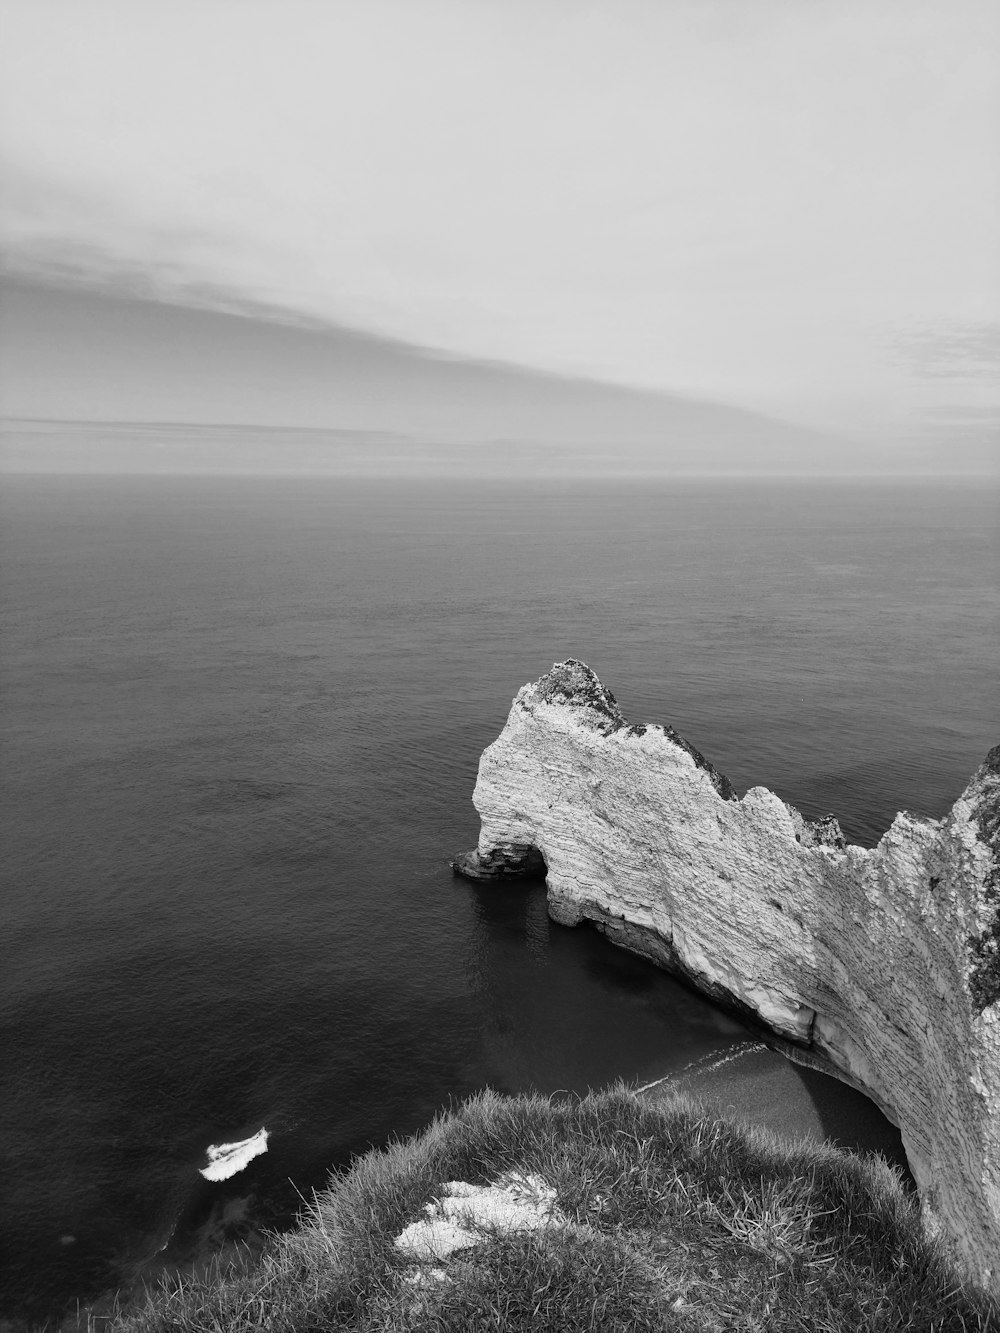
1,471,997,1321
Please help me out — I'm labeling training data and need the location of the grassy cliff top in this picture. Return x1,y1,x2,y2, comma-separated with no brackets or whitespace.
115,1085,996,1333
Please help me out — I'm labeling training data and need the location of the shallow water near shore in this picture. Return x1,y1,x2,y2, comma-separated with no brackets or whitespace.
1,472,997,1322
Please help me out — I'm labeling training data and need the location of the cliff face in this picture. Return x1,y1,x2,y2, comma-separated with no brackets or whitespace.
454,660,1000,1292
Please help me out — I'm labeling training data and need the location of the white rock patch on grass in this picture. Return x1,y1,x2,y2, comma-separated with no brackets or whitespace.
394,1172,562,1263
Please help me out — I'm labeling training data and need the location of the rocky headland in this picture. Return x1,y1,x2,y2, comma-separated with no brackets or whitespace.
453,660,1000,1293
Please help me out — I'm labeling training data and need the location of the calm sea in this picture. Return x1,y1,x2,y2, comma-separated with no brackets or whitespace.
1,473,997,1321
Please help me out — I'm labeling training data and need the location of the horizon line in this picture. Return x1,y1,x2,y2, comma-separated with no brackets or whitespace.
2,468,995,482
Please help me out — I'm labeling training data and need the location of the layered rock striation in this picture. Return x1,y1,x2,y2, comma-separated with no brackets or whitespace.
453,660,1000,1292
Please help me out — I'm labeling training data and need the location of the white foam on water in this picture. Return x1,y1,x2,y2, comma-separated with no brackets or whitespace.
199,1128,269,1181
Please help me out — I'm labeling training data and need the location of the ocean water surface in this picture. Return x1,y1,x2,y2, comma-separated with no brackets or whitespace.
1,473,997,1321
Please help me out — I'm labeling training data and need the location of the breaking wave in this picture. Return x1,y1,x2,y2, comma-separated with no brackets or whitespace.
199,1128,269,1182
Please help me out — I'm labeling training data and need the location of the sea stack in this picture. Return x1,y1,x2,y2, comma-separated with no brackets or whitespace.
453,660,1000,1293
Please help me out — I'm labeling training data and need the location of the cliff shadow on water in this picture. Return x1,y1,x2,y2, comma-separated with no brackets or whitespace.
460,861,913,1182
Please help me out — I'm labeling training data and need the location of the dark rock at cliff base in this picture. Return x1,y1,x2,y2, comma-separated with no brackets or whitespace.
451,845,546,882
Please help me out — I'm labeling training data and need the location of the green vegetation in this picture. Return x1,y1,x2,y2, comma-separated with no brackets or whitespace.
535,659,736,798
116,1085,995,1333
969,744,1000,1013
534,658,625,731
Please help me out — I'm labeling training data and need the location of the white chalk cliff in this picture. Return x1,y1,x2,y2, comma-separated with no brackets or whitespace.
453,660,1000,1292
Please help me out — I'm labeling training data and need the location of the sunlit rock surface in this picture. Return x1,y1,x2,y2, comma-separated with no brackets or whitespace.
453,660,1000,1292
395,1174,562,1263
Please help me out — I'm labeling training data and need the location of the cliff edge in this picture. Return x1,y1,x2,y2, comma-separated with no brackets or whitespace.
453,659,1000,1292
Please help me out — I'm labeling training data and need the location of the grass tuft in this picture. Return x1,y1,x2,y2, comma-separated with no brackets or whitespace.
112,1084,998,1333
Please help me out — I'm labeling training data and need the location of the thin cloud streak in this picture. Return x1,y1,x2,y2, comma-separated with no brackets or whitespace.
2,278,995,477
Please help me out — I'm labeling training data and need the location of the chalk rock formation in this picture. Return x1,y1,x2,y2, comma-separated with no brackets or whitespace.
453,660,1000,1292
395,1174,562,1263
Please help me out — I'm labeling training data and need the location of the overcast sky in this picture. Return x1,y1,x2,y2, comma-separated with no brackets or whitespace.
1,0,998,442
